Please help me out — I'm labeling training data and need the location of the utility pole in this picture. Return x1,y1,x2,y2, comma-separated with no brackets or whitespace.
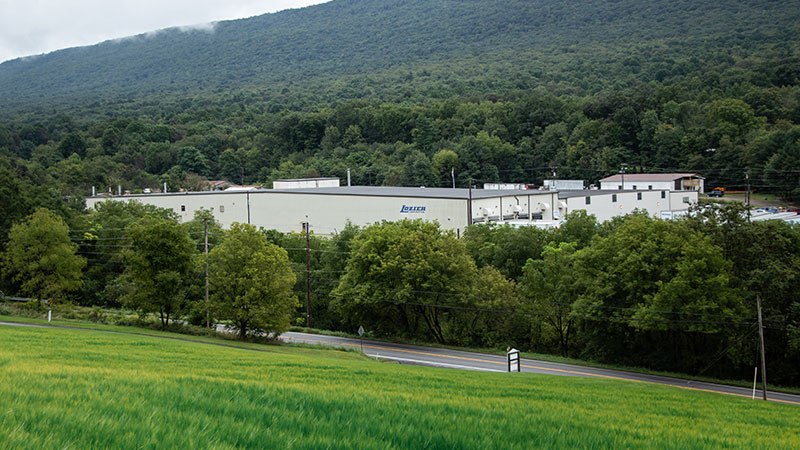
304,221,311,328
467,177,473,227
451,167,456,189
619,164,627,190
746,172,751,222
204,219,209,328
757,295,768,401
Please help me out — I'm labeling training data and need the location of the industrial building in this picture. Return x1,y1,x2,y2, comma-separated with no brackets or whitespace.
85,184,698,236
599,173,704,192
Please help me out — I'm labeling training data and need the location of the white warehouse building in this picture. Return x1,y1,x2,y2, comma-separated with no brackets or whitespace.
85,185,698,236
599,173,704,192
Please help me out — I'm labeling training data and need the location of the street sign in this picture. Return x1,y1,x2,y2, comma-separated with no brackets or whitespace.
358,326,365,336
507,348,520,372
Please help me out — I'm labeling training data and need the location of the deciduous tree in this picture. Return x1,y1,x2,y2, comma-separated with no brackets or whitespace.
2,208,85,306
209,223,297,339
120,216,195,328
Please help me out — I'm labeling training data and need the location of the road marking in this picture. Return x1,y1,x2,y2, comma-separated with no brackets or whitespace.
373,355,504,372
4,324,796,406
284,335,800,406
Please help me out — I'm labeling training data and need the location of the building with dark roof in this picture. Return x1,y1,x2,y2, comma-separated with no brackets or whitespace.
599,173,704,192
86,182,698,235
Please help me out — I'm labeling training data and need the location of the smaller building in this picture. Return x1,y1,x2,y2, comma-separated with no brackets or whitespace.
483,183,530,190
543,179,585,191
599,173,704,192
207,180,233,190
272,177,341,189
224,184,263,191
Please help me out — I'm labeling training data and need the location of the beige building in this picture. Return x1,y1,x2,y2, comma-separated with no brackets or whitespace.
85,186,698,235
599,173,704,192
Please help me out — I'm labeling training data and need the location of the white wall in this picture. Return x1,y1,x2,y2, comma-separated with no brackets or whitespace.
87,192,470,236
85,189,700,237
247,192,467,235
669,191,698,210
470,192,558,223
86,192,250,227
599,178,704,192
599,180,675,191
272,179,340,189
563,190,679,222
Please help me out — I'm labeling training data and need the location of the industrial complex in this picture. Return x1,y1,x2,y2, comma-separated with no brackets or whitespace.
85,175,700,235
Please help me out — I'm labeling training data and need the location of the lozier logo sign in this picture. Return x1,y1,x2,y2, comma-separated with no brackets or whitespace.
400,205,426,213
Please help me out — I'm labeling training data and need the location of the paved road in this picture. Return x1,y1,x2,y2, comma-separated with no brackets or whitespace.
3,321,797,406
281,331,800,407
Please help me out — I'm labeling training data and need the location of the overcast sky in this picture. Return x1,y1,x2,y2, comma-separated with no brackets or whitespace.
0,1,327,63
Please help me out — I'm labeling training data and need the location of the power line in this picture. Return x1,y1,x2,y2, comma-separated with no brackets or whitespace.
316,278,758,321
327,292,758,327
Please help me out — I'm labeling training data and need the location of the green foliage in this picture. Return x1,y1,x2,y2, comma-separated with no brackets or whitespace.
4,326,800,449
464,223,553,281
334,219,507,344
0,0,798,385
1,208,85,306
71,200,179,307
574,213,744,372
120,216,195,328
209,223,297,339
520,242,580,356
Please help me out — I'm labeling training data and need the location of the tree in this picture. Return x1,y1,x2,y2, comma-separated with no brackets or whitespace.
573,214,742,372
71,200,178,307
552,210,597,249
333,219,481,344
2,208,85,306
177,146,209,176
520,242,579,356
464,222,552,281
218,148,244,182
120,216,195,328
431,149,459,187
209,223,297,339
58,132,87,158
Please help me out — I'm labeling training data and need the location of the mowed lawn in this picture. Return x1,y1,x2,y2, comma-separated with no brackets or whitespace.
0,326,798,449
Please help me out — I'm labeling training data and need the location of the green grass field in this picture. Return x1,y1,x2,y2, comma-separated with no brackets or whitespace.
1,325,798,449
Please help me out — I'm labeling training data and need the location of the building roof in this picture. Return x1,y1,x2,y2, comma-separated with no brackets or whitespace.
599,173,702,182
89,185,685,202
556,189,655,199
91,186,561,201
266,186,542,200
90,185,683,202
273,177,340,182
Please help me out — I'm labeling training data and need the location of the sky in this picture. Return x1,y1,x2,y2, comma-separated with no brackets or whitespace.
0,0,327,63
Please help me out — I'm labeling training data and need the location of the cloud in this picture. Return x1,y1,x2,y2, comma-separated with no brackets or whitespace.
177,22,217,33
0,1,326,63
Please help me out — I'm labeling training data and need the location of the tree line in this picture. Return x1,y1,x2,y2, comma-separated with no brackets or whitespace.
2,205,297,338
1,78,799,213
2,201,799,386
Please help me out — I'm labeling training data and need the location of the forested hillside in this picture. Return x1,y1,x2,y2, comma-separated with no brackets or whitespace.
1,0,799,110
2,0,800,384
0,0,798,216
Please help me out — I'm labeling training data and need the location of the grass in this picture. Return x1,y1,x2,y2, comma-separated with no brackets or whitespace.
701,192,797,208
1,325,799,448
294,325,800,395
0,314,362,356
7,306,800,396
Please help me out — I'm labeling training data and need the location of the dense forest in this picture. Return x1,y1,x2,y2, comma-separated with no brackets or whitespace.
1,0,800,383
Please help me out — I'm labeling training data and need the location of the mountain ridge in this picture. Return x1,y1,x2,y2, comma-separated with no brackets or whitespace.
1,0,798,112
